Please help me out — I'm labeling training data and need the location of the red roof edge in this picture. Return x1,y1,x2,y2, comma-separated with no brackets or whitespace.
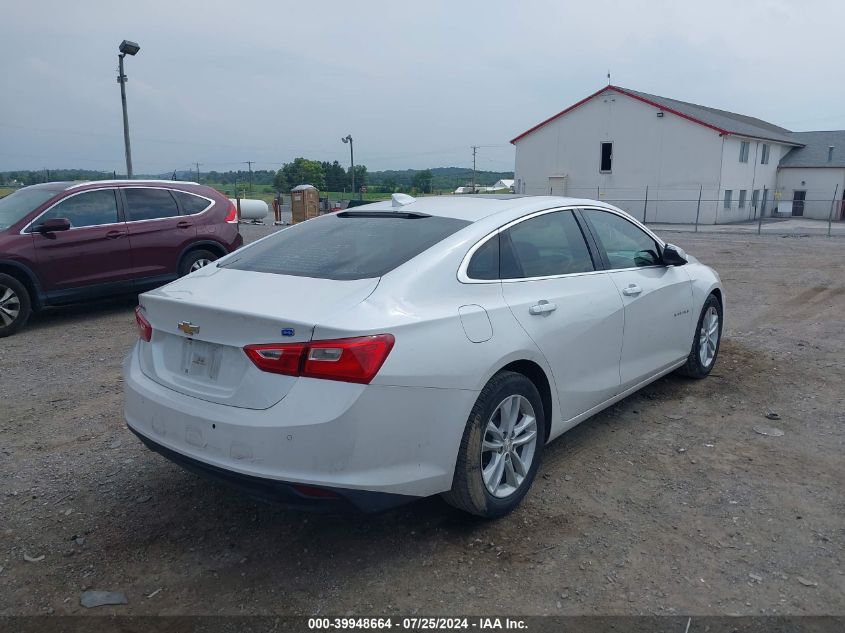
510,85,731,145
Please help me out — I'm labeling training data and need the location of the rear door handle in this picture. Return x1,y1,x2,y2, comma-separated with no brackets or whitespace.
105,230,126,239
622,284,643,296
177,220,193,229
529,300,557,315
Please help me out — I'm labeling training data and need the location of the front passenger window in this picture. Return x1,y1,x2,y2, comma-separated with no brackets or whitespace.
582,209,661,269
39,189,119,228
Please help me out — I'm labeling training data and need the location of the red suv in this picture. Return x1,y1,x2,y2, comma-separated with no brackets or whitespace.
0,180,242,336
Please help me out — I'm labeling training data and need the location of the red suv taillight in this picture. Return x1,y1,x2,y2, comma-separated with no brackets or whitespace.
224,201,238,224
135,306,152,342
244,334,394,384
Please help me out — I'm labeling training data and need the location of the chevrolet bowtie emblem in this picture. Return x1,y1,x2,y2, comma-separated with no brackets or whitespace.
178,321,200,336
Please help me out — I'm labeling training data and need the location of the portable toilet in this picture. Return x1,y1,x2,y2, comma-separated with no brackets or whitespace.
290,184,319,224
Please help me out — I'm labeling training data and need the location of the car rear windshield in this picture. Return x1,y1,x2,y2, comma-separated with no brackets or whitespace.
0,188,59,230
221,213,470,280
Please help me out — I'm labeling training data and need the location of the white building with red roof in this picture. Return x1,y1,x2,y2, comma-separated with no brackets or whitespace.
511,86,843,223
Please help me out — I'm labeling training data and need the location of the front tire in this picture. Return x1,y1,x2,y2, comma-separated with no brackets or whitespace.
442,371,546,518
178,249,218,277
0,273,32,338
676,293,722,378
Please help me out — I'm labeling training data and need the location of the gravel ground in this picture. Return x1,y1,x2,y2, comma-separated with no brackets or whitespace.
1,225,843,616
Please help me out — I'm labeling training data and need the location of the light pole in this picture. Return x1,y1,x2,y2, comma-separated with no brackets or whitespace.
341,135,355,200
117,40,140,178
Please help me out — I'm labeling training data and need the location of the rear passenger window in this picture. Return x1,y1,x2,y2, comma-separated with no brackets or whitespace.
500,210,594,279
173,191,211,215
466,235,499,280
124,188,180,221
39,189,119,228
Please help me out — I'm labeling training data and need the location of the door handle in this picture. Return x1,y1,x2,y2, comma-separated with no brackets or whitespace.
105,230,126,239
529,300,557,315
176,221,193,229
622,284,643,296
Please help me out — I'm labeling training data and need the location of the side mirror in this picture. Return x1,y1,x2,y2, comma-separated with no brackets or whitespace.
662,243,688,266
36,218,71,233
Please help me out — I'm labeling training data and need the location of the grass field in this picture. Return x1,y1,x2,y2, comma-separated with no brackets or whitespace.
204,183,448,205
0,187,16,198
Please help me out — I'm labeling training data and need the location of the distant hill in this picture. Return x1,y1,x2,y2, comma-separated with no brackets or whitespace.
1,165,513,193
368,167,513,191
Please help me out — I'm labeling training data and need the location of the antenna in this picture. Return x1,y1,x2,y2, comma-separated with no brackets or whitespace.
607,70,611,85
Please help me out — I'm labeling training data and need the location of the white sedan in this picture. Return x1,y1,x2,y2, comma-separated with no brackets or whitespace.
124,194,722,517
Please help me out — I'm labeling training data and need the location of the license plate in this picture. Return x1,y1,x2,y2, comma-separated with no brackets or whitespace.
181,339,222,380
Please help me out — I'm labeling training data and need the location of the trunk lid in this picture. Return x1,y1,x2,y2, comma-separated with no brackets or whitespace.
137,266,379,409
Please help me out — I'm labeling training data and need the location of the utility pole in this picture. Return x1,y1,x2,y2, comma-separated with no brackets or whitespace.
245,161,254,195
117,54,132,178
471,145,477,193
116,40,140,179
195,162,202,183
342,135,355,200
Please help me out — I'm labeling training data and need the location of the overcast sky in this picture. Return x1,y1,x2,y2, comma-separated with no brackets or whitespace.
2,0,843,175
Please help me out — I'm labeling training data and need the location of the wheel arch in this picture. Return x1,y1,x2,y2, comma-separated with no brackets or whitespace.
497,359,555,444
0,260,44,310
177,240,228,264
710,286,723,310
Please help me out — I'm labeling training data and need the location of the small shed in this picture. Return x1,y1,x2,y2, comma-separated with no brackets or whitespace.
290,184,320,224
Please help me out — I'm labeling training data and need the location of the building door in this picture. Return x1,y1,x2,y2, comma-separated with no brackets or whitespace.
548,176,566,196
792,191,806,216
840,189,845,221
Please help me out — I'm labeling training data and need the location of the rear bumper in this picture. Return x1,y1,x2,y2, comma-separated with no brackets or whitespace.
123,344,476,500
128,426,414,512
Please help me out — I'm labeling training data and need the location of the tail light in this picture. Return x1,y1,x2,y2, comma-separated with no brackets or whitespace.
243,334,394,384
244,343,306,376
224,201,238,224
135,306,152,342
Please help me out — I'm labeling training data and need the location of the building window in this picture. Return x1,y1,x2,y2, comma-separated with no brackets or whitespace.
724,190,733,209
752,189,760,208
738,190,747,209
600,142,613,172
739,141,750,163
761,144,770,165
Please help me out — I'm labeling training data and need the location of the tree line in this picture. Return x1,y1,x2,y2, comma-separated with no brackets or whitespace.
2,163,513,194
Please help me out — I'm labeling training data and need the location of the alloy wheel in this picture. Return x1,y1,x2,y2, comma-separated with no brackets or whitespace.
189,258,213,273
481,394,538,498
698,305,720,367
0,284,21,327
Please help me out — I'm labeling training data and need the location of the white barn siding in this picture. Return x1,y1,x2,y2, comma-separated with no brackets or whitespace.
716,137,788,222
514,91,726,223
776,168,845,220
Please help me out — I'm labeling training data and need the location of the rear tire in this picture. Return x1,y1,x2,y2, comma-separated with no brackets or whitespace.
676,293,722,378
442,371,546,518
0,273,32,338
179,249,218,277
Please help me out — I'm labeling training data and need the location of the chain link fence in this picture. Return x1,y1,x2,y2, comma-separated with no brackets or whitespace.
530,184,844,235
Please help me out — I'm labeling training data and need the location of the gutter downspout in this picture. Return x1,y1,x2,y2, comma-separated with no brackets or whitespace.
715,135,726,224
750,141,759,221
